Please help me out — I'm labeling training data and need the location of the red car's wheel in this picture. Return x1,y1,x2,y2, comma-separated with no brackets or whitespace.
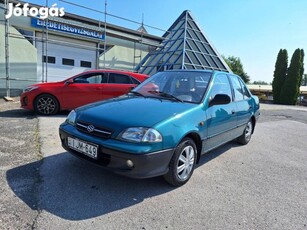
34,94,59,115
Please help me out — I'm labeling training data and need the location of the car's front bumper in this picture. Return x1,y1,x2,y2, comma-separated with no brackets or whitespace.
59,128,174,179
20,93,35,111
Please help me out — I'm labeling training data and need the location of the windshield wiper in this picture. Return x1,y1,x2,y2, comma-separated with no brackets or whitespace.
148,91,183,102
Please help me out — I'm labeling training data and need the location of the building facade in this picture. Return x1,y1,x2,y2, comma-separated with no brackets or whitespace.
0,0,162,95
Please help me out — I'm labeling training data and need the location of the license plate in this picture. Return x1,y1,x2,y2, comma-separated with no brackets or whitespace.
67,137,98,159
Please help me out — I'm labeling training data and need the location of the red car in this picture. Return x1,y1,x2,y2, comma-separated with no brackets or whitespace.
20,69,149,115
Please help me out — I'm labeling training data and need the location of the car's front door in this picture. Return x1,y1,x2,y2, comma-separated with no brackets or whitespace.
203,73,237,152
61,73,107,109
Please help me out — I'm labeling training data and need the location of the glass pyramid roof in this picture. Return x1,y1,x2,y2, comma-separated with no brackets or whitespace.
136,10,231,75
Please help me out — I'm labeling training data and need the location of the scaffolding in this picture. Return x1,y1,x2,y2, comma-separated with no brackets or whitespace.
1,0,163,97
1,1,230,97
4,0,10,97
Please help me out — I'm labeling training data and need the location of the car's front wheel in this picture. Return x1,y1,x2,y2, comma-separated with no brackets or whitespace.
34,94,59,115
164,137,197,186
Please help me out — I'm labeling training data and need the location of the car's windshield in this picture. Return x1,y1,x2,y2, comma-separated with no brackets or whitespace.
132,71,212,103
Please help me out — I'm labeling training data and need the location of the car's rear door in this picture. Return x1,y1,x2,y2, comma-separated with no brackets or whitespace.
229,75,253,136
102,72,137,99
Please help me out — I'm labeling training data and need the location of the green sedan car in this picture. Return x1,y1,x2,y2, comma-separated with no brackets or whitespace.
59,70,260,186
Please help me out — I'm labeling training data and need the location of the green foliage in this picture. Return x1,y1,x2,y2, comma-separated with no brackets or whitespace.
302,74,307,86
299,49,305,86
272,49,288,104
280,49,304,105
223,55,250,83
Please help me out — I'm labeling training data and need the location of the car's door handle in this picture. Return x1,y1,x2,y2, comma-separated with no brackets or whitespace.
231,110,236,114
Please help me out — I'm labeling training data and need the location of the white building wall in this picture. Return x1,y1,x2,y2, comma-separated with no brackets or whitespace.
36,32,97,82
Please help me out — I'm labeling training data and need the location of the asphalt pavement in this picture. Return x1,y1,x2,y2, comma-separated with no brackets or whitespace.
1,99,307,229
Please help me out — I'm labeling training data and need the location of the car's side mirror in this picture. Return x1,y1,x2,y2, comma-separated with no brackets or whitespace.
209,94,231,107
64,79,73,85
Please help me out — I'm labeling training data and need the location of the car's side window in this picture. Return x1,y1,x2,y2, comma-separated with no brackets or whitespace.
86,74,104,84
100,74,108,83
108,73,132,84
209,74,232,100
130,77,141,84
230,76,244,101
74,74,105,84
239,78,251,99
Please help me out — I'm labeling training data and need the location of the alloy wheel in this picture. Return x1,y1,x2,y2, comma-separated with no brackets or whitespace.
177,145,195,181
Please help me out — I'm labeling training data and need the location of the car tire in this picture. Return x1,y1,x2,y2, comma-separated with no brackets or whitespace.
34,94,60,115
163,137,197,186
237,120,253,145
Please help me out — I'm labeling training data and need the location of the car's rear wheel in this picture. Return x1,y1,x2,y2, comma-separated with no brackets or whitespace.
34,94,59,115
164,137,196,186
237,120,253,145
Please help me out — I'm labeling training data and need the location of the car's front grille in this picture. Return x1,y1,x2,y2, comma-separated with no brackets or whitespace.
76,120,113,139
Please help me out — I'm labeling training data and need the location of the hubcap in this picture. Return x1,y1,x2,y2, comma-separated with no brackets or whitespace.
37,97,56,114
177,145,195,181
245,122,252,141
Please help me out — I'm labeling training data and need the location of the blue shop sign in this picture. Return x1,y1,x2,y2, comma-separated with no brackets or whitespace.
31,18,104,40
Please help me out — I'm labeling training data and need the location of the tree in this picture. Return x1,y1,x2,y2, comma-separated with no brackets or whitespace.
223,56,250,83
299,49,305,86
272,49,288,104
280,49,304,105
302,74,307,86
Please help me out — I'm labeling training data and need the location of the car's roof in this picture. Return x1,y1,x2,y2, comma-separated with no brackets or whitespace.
82,69,148,76
162,69,242,78
163,69,214,73
162,69,226,74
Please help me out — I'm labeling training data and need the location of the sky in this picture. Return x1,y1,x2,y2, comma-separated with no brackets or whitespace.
23,0,307,83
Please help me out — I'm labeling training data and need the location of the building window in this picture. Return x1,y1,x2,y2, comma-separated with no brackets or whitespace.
80,61,92,68
62,58,74,66
43,56,56,64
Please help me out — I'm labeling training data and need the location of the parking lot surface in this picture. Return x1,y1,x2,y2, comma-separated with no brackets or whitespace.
0,99,307,229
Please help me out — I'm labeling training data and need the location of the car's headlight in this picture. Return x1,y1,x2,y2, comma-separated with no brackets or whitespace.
66,110,76,126
120,127,162,143
23,86,39,93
